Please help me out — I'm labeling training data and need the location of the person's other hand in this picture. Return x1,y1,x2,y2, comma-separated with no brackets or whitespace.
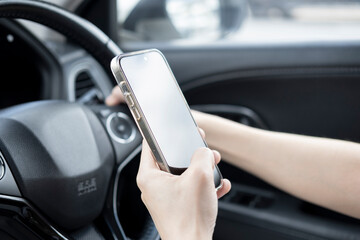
137,140,231,240
105,86,125,106
105,87,208,125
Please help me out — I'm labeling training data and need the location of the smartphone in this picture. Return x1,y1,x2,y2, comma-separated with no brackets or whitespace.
111,49,223,189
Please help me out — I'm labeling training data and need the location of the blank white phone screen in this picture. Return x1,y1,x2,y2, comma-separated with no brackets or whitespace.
120,51,205,169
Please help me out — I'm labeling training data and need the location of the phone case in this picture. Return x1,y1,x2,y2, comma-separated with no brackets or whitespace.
111,49,223,189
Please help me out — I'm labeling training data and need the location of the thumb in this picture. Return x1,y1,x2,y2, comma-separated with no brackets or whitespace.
184,147,215,179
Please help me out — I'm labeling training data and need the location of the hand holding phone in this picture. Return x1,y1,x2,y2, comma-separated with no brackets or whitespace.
111,49,223,188
137,140,231,239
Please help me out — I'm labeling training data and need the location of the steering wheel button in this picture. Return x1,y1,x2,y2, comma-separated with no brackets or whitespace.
99,109,112,118
106,112,136,143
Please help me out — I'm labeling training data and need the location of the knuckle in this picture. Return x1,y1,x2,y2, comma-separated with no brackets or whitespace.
140,193,146,203
196,167,212,182
136,173,147,190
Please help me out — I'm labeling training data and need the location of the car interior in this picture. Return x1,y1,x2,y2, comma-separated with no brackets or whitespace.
0,0,360,239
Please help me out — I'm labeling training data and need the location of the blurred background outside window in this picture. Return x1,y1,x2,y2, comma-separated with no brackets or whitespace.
117,0,360,44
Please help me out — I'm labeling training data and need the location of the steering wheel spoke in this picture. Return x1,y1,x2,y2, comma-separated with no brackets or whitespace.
89,104,142,164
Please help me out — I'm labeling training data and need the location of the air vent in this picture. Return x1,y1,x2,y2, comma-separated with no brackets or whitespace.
75,71,95,99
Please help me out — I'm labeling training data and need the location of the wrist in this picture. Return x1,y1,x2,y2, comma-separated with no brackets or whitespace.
196,112,262,165
193,111,220,133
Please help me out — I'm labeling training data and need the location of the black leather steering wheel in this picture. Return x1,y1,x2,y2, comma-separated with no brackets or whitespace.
0,0,121,78
0,1,157,239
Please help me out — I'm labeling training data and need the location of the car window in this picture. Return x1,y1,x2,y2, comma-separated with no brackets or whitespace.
117,0,360,44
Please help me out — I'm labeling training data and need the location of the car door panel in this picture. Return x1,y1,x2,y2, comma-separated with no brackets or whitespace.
124,43,360,239
124,42,360,84
184,72,360,142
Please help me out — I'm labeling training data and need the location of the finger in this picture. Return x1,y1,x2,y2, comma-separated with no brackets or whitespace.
217,179,231,199
213,150,221,165
105,86,125,106
198,128,205,139
138,140,159,175
185,147,214,177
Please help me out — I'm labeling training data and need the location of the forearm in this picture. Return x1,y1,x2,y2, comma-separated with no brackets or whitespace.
194,111,360,218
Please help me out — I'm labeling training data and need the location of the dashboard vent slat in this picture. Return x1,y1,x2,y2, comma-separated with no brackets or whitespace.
75,71,95,99
74,70,103,104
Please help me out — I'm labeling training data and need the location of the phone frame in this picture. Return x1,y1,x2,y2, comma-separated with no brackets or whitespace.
111,49,223,189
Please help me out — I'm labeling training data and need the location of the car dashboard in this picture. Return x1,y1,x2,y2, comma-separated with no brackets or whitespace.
0,18,154,240
0,18,115,108
0,20,48,109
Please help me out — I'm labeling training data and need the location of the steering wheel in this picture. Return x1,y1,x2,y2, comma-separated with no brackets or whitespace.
0,1,157,239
